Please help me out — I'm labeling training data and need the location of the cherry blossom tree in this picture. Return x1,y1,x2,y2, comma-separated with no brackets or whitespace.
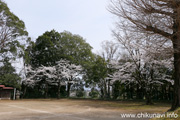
24,59,82,98
108,37,174,104
55,59,82,98
24,65,56,98
96,41,120,98
108,0,180,110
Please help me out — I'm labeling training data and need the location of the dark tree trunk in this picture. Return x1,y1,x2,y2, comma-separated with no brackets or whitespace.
130,83,133,99
100,88,104,98
145,84,153,105
145,95,153,105
67,82,72,97
171,47,180,110
145,91,153,105
45,84,49,98
161,85,164,100
136,84,140,99
164,86,168,100
170,8,180,110
103,81,108,99
107,79,111,98
57,80,61,99
171,49,180,110
22,86,27,99
168,85,172,101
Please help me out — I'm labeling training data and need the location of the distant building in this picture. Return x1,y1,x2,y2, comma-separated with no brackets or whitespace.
0,85,14,100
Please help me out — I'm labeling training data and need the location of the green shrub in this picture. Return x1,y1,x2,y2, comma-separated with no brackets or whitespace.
89,91,99,98
76,90,84,97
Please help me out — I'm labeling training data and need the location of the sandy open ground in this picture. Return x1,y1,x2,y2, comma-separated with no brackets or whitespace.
0,99,170,120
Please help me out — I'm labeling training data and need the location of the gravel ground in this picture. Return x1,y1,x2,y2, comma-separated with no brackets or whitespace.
0,99,169,120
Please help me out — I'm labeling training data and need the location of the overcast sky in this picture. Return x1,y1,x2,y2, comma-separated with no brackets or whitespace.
5,0,114,53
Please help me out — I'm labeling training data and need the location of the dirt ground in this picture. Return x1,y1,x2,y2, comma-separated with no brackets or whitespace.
0,99,171,120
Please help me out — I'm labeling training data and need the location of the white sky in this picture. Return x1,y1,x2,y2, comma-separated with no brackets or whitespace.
5,0,114,53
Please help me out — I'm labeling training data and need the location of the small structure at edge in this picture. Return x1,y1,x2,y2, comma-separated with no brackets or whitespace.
0,85,13,100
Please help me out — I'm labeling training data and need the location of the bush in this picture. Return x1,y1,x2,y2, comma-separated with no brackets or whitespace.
89,91,99,98
76,90,84,97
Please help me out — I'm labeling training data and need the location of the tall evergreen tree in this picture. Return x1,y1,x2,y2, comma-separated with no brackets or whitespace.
0,0,28,62
0,58,21,88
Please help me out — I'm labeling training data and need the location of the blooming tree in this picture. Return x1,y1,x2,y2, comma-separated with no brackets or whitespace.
24,59,82,98
107,31,174,104
109,49,173,104
55,59,82,98
24,65,56,98
108,0,180,110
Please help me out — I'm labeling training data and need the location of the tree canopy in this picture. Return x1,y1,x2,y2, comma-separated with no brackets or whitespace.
27,30,94,68
0,0,28,62
0,58,21,88
0,0,28,89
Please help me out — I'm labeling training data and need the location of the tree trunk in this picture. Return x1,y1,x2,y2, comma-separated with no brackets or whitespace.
145,94,153,105
171,49,180,110
170,8,180,110
107,79,110,98
45,83,49,98
161,85,164,100
171,47,180,110
136,84,140,99
57,80,61,99
145,84,153,105
67,82,72,97
100,88,104,98
103,80,108,99
130,83,133,99
22,86,27,99
145,90,153,105
168,85,171,101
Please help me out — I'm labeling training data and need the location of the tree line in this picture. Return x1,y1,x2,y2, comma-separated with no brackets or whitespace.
0,0,180,111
